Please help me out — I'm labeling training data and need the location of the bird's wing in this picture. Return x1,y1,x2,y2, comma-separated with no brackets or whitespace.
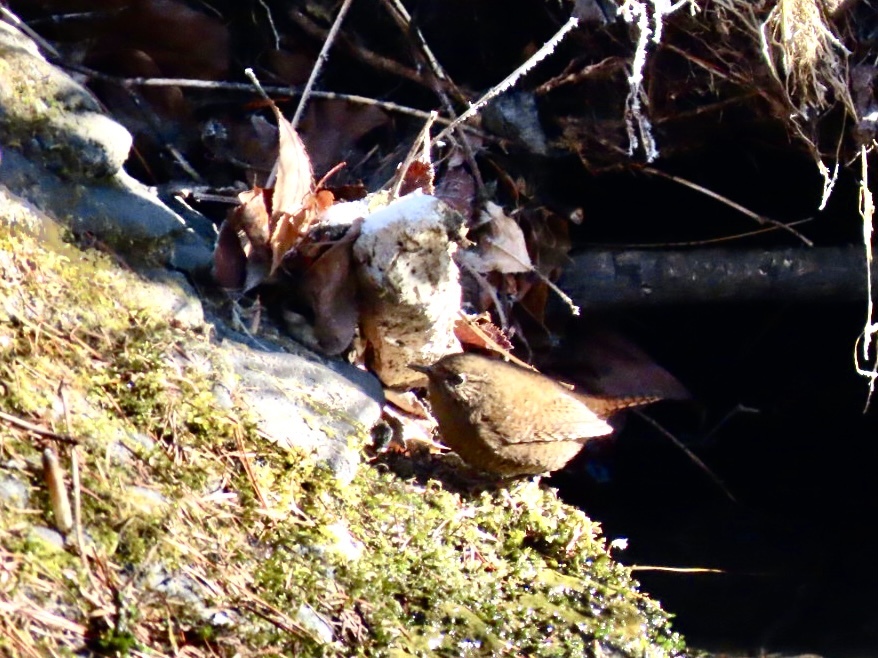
499,391,614,444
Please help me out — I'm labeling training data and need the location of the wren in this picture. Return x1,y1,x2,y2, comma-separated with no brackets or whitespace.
412,353,658,477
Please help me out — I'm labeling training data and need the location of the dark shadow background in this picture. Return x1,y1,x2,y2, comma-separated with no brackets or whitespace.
547,142,878,656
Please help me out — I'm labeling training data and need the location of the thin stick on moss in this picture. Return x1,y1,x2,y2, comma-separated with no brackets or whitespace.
0,410,79,444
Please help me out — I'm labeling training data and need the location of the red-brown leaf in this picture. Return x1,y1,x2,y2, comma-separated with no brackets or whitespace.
398,160,435,197
454,313,514,352
212,220,247,289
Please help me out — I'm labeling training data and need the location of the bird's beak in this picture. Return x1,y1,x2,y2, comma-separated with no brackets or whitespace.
408,363,433,375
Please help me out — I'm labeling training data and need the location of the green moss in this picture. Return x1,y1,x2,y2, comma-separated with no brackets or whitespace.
0,209,686,657
87,624,139,657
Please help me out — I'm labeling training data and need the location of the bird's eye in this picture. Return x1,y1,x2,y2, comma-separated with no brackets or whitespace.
446,372,465,387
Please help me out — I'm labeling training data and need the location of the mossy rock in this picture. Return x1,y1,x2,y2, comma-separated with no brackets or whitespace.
0,191,685,657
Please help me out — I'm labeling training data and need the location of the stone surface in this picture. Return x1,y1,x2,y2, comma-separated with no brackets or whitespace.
0,473,29,509
136,269,207,329
0,150,213,272
216,339,384,483
0,23,214,275
0,21,130,180
1,181,383,483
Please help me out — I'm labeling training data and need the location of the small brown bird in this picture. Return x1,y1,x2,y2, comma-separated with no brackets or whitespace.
411,353,658,477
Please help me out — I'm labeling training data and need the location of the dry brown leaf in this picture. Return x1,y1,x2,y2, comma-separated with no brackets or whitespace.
518,279,550,326
543,327,690,401
477,202,533,273
521,209,572,276
435,165,477,221
298,99,388,176
454,313,514,352
213,188,274,290
232,188,271,251
269,210,305,275
303,219,363,355
383,389,432,419
268,104,317,274
270,106,314,218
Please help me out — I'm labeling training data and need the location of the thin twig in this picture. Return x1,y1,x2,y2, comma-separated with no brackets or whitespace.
289,8,431,91
578,218,814,249
243,67,272,103
378,0,485,194
380,0,464,102
59,384,93,582
633,409,737,504
697,404,760,446
390,112,436,199
458,261,510,331
0,410,79,444
243,68,280,188
256,0,280,49
434,16,580,143
534,56,627,95
233,425,270,510
54,61,489,132
643,167,815,246
480,227,581,316
118,85,202,181
0,6,61,57
856,144,877,408
292,0,355,129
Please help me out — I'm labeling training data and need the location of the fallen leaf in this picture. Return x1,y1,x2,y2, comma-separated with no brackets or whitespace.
303,219,363,355
270,105,314,218
435,165,477,221
298,99,389,176
542,326,690,401
231,187,271,252
454,313,514,352
213,187,274,290
397,160,435,197
477,202,533,273
521,208,572,276
268,104,317,274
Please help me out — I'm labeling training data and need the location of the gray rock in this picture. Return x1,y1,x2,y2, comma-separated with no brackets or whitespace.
106,431,158,465
296,603,335,644
124,485,169,515
28,525,66,551
167,229,215,275
0,21,131,180
1,149,187,246
0,22,215,272
136,269,206,329
0,474,29,508
217,340,384,483
141,564,218,616
0,20,386,489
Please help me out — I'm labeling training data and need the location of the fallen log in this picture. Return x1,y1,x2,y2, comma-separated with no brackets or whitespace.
558,246,876,309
